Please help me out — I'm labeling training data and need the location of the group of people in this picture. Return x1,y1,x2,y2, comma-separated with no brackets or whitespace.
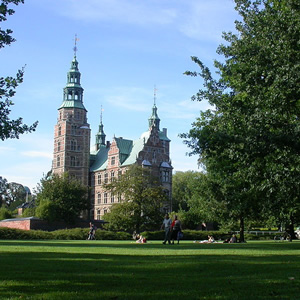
161,214,183,244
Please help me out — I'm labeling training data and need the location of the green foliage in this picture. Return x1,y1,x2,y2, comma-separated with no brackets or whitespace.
0,227,132,240
103,165,167,233
181,0,300,240
0,0,38,140
21,206,36,218
0,206,12,220
35,199,58,222
0,227,52,239
141,230,231,241
36,173,89,224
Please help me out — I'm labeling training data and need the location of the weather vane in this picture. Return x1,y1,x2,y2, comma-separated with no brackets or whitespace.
100,105,104,124
154,85,158,105
73,34,79,57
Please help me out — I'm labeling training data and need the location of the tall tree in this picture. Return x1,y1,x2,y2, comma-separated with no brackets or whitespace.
35,173,89,224
181,0,300,240
0,0,38,140
103,165,167,233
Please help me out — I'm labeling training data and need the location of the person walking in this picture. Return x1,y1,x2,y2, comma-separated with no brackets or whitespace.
161,214,172,244
171,215,182,244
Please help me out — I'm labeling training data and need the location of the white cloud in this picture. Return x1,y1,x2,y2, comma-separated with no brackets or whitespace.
21,151,53,159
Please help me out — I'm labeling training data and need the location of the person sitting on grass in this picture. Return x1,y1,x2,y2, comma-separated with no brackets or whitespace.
136,234,147,244
229,234,237,243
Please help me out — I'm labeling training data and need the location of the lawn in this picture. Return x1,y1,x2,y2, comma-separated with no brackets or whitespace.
0,240,299,300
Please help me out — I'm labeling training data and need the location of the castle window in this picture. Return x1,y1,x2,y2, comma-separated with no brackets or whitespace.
111,194,114,203
97,193,101,204
58,126,62,136
96,209,101,220
97,174,102,185
57,141,61,152
118,170,122,177
104,193,107,204
162,170,170,182
117,193,121,203
111,171,115,182
75,92,79,100
57,156,60,167
71,140,77,151
68,91,72,100
104,173,108,183
71,125,76,135
103,209,107,215
111,156,115,165
70,156,76,167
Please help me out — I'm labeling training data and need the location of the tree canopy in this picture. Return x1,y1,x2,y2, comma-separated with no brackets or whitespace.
35,173,89,224
103,165,168,233
0,0,38,140
181,0,300,240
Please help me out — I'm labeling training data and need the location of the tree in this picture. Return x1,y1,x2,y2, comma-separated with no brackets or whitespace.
0,206,12,220
0,0,38,140
35,173,89,224
0,176,8,206
181,0,300,240
103,165,168,233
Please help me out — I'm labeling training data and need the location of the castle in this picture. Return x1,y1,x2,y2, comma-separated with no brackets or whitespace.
52,54,173,220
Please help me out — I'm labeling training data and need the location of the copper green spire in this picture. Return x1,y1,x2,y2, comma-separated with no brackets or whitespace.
95,106,106,150
148,86,160,130
59,38,86,110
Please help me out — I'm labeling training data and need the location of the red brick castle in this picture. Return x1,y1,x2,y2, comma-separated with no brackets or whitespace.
52,54,172,220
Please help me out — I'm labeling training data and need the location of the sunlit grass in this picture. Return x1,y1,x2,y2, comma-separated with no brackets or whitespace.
0,240,299,299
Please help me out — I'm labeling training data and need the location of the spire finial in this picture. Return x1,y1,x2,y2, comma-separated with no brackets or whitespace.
154,85,158,105
73,34,79,57
100,105,104,124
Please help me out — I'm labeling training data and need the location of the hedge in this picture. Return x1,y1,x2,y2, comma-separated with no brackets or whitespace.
0,227,279,241
0,227,131,240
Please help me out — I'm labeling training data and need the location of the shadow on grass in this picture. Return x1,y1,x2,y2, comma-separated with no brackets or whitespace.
1,239,299,251
0,242,299,299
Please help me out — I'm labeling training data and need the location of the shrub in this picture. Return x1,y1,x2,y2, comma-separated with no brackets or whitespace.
0,207,12,220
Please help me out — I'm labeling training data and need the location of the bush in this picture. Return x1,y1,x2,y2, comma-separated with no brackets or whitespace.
0,227,52,239
0,227,132,240
141,230,231,241
0,207,12,220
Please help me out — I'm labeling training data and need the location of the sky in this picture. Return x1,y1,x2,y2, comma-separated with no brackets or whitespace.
0,0,239,192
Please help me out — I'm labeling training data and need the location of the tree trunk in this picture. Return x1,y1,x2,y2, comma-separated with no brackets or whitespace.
286,217,296,240
239,216,245,243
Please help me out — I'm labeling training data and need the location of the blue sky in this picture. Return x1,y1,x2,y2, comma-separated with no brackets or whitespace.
0,0,238,191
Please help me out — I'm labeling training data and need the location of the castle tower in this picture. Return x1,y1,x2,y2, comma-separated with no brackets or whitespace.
52,52,90,186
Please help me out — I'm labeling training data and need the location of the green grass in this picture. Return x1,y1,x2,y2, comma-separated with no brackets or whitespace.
0,240,299,300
